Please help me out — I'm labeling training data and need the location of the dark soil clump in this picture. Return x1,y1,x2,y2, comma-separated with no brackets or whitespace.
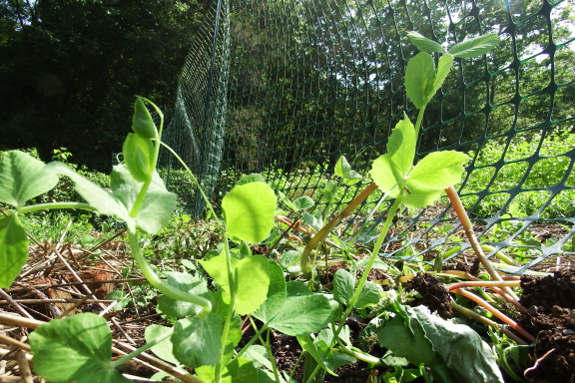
406,273,453,319
519,270,575,382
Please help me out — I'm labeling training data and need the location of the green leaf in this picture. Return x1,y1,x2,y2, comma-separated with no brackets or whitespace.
0,214,28,289
408,151,468,190
172,313,222,368
156,272,211,318
29,313,112,382
405,52,436,109
322,181,337,203
111,165,177,234
0,150,59,207
199,254,270,315
431,54,453,96
335,156,352,178
448,33,500,59
122,133,155,183
407,31,446,54
253,260,287,323
267,281,333,336
333,269,355,306
197,357,260,383
369,115,415,195
145,325,179,365
234,255,270,314
376,313,436,366
355,282,382,309
132,97,158,139
46,162,134,230
293,196,314,211
297,335,337,376
410,306,504,383
222,182,277,243
402,151,468,208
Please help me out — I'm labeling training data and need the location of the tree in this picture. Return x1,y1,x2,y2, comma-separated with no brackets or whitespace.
0,0,208,171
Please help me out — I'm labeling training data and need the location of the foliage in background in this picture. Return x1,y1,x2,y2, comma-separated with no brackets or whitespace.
0,0,209,171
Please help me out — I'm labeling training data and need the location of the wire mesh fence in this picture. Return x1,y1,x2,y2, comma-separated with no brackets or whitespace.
161,0,575,271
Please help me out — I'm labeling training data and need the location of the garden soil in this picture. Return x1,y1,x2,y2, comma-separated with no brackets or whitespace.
519,270,575,383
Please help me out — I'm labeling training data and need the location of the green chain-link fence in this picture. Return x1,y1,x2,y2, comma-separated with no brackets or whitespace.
162,0,575,272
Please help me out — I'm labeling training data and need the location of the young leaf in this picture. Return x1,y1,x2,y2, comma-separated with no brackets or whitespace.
408,151,469,190
252,260,287,323
132,97,158,139
335,156,352,178
0,213,28,289
333,269,355,307
430,54,453,96
122,133,155,183
196,357,260,383
369,115,415,195
222,182,277,243
45,162,134,230
29,313,113,382
110,165,177,234
402,151,469,208
145,325,179,366
448,33,500,59
199,254,271,315
405,52,436,109
355,281,382,309
0,150,59,208
266,281,333,336
407,31,447,54
172,313,222,368
292,196,314,211
156,272,211,318
297,335,337,376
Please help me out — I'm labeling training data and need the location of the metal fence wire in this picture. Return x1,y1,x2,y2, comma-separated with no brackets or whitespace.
160,0,575,272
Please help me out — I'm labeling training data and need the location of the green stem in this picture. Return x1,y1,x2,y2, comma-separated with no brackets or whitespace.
235,318,269,360
110,327,173,369
264,327,282,383
344,194,403,323
306,195,404,383
128,230,212,316
129,98,165,218
159,141,223,229
414,105,426,138
18,202,95,214
215,232,236,383
335,336,382,365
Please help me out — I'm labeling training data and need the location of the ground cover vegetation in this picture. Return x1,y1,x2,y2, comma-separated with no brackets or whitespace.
1,31,574,383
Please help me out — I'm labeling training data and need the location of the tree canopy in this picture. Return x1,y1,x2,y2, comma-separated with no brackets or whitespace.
0,0,207,171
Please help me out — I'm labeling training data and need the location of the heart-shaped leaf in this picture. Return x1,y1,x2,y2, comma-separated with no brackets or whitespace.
222,182,277,243
405,52,436,109
172,313,222,368
29,313,113,382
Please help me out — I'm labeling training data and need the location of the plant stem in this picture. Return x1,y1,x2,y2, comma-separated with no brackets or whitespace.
414,106,426,138
215,232,236,383
110,327,173,369
450,301,528,345
346,195,403,319
18,202,95,214
445,186,519,301
302,195,405,383
452,288,534,342
128,230,211,315
300,182,378,274
235,318,269,360
159,141,223,229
